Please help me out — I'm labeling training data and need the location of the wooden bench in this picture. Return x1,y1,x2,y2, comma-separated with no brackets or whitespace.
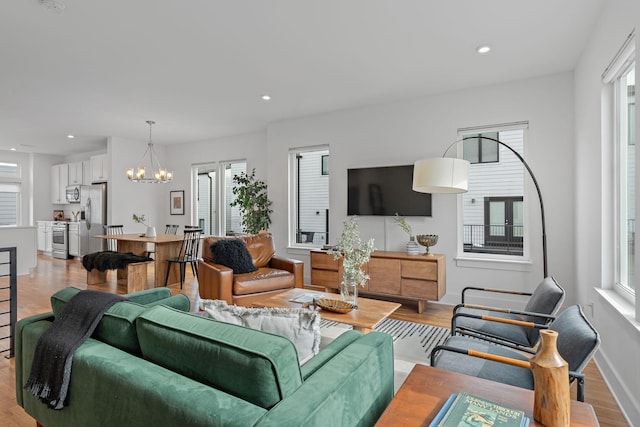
86,261,153,293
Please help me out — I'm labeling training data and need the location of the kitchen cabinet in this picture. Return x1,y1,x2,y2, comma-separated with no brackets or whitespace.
45,222,52,254
310,250,446,313
69,222,80,257
91,154,109,182
51,164,69,204
82,159,91,184
68,162,83,185
37,221,46,251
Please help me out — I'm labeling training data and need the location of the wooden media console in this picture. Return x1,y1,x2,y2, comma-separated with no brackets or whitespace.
310,250,445,313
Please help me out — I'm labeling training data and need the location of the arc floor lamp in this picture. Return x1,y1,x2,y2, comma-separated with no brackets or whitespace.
412,135,548,278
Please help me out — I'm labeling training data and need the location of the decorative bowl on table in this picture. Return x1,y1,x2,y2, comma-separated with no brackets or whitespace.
416,234,439,255
313,298,355,314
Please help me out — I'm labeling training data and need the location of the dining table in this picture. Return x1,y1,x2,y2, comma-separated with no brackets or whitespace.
94,233,185,288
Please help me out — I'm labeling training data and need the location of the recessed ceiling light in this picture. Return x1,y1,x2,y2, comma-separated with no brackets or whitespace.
261,95,271,101
67,134,75,139
476,45,491,54
10,147,17,151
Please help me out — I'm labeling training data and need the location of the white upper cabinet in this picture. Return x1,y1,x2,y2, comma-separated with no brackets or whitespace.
91,154,109,182
68,162,83,185
51,164,69,204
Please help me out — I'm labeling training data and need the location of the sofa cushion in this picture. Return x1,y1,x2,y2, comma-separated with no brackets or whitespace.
136,305,303,409
210,239,257,274
50,287,190,355
233,268,295,295
201,233,276,268
201,299,320,364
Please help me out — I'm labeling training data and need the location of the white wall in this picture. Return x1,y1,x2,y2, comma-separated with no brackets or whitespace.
267,72,575,302
33,153,65,222
109,137,165,233
574,1,640,424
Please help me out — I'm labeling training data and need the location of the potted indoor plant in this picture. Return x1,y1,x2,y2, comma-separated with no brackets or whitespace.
230,168,273,234
328,216,375,307
394,213,420,255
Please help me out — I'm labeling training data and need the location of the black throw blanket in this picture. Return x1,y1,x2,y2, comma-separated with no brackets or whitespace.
82,251,153,272
24,290,126,409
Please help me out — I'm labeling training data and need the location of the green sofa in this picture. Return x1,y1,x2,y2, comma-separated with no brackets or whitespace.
15,287,394,427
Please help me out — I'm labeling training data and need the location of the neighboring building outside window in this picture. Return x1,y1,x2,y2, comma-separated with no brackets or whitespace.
289,147,329,246
459,125,528,260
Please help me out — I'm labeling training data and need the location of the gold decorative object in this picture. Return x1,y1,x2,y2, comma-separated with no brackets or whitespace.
416,234,439,255
313,298,355,314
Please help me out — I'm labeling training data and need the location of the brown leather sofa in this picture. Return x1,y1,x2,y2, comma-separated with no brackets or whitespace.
198,233,304,304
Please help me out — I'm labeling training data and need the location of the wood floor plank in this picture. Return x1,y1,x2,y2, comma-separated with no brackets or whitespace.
0,255,629,426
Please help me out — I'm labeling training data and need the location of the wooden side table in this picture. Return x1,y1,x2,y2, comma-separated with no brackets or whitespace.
375,365,600,427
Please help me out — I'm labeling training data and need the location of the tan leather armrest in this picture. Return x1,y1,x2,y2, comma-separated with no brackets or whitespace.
197,260,234,304
270,256,304,288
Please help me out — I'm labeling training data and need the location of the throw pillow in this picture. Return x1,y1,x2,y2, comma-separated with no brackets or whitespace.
201,299,321,364
210,239,258,274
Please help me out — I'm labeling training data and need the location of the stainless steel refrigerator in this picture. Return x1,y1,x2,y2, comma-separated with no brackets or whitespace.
80,183,107,254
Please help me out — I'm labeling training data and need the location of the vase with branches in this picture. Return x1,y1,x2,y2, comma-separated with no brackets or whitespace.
327,216,375,306
230,169,273,234
133,213,156,237
394,213,420,255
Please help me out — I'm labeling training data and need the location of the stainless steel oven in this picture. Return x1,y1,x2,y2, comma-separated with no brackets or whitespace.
51,221,70,259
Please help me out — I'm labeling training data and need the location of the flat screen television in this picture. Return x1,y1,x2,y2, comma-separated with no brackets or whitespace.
347,165,432,216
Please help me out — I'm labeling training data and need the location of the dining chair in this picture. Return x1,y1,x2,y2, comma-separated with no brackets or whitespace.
450,276,565,353
164,228,203,289
147,225,179,257
104,225,124,251
431,305,600,402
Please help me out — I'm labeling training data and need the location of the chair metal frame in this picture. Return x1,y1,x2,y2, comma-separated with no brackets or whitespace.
433,305,600,402
451,277,565,354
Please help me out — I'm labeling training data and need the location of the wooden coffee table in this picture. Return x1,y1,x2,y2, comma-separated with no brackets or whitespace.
375,364,600,426
238,288,401,334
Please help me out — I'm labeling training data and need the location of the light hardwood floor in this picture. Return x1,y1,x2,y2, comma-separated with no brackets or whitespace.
1,255,629,426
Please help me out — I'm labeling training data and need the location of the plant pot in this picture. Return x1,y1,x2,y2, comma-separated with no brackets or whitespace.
340,278,358,308
146,226,156,238
406,236,421,255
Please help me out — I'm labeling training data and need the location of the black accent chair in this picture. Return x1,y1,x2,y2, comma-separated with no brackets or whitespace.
431,305,600,402
451,276,565,353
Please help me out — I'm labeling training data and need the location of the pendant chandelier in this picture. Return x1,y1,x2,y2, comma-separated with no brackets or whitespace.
126,120,173,183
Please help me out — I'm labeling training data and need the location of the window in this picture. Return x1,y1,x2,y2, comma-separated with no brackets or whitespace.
0,162,20,226
463,132,499,164
191,160,246,236
615,62,636,295
460,125,527,259
602,31,635,301
289,147,329,246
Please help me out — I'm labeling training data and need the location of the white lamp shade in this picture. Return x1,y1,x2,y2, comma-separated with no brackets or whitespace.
413,157,470,194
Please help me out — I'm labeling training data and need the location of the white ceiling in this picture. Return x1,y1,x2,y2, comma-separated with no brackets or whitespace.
0,0,603,155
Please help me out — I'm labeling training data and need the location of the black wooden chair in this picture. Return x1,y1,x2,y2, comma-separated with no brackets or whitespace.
148,224,179,257
103,225,124,251
164,228,203,289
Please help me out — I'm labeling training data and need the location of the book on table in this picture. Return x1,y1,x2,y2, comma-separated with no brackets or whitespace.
430,392,530,427
289,293,323,303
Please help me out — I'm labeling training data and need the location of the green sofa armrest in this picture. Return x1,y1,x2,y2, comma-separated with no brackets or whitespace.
15,313,54,407
300,330,363,380
256,331,394,427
